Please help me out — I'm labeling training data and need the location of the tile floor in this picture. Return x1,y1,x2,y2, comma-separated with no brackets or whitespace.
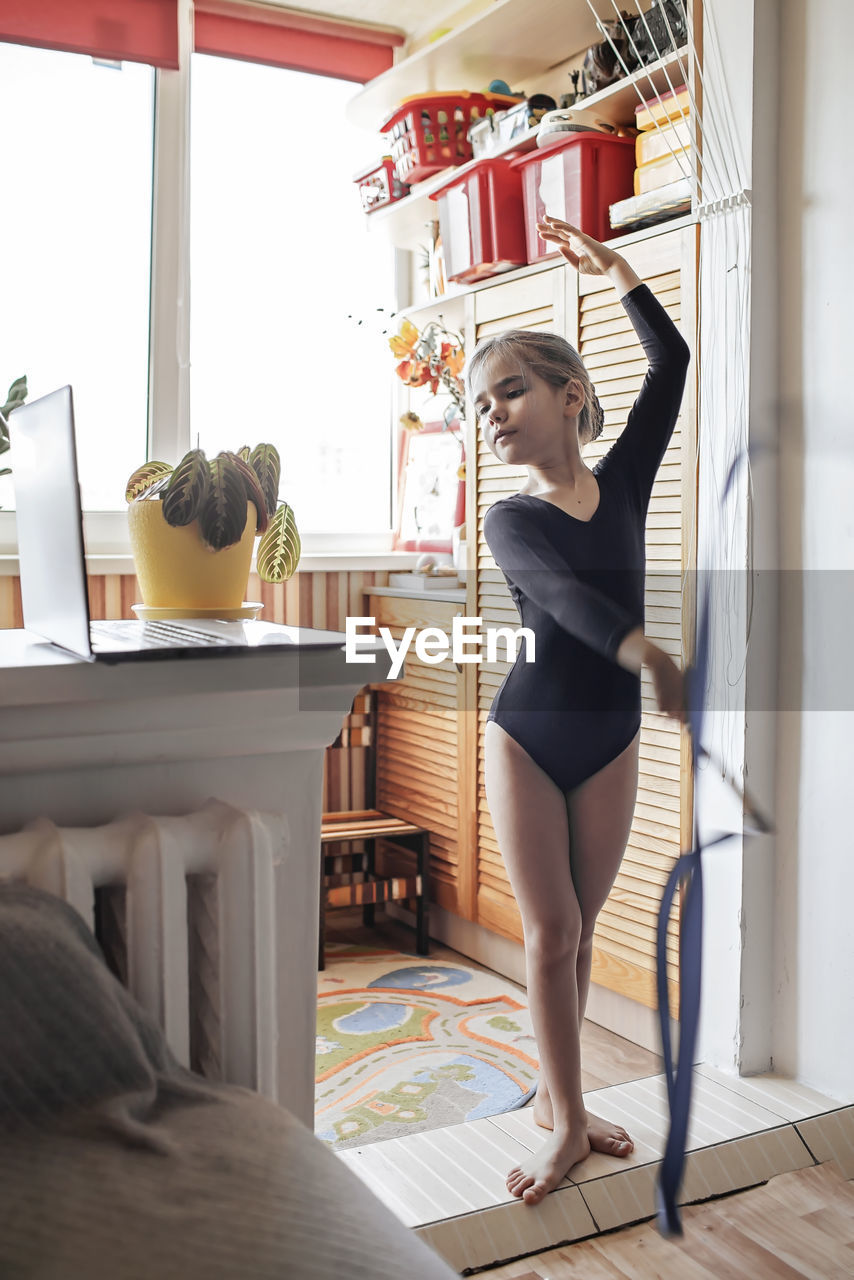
337,1067,854,1273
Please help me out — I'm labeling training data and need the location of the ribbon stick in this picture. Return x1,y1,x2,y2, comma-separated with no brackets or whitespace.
654,447,773,1236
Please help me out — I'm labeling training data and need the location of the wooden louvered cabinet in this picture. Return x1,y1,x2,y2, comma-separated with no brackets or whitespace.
467,265,565,942
471,224,698,1015
366,592,469,919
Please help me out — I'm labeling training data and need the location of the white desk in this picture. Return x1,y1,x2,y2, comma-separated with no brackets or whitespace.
0,628,396,1125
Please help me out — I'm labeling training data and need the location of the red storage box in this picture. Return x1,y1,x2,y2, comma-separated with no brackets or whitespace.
429,156,527,284
382,90,521,185
511,133,636,262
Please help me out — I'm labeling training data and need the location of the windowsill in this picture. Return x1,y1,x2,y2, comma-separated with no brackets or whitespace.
0,549,427,577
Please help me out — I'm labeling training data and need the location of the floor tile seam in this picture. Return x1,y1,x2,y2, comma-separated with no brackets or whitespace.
698,1068,854,1114
584,1069,799,1129
334,1106,826,1230
477,1116,785,1169
593,1064,852,1114
412,1181,603,1240
414,1160,849,1275
400,1144,661,1228
568,1116,819,1187
457,1082,808,1147
692,1069,851,1122
337,1096,805,1174
788,1116,854,1172
382,1119,818,1233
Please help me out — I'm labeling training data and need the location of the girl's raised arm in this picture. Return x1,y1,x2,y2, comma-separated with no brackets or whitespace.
537,218,690,509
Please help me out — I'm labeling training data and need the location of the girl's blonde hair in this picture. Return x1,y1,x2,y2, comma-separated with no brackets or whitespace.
464,328,605,445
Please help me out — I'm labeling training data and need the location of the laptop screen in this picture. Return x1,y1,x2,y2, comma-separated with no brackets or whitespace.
10,386,93,658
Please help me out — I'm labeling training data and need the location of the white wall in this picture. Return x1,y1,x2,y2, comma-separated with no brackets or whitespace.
773,0,854,1099
694,0,775,1074
696,0,854,1102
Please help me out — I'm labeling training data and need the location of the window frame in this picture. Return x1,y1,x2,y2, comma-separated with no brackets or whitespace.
0,7,401,561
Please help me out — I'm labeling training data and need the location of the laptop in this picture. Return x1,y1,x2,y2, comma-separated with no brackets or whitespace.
10,386,354,663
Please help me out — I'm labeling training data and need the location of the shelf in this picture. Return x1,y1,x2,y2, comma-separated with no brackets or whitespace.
396,211,697,322
363,128,540,251
364,167,453,250
569,46,689,125
346,0,603,130
361,46,690,253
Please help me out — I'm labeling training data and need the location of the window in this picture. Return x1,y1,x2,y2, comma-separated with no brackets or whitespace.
0,39,397,548
189,54,395,536
0,42,154,513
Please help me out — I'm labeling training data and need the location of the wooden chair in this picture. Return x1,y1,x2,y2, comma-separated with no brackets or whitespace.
319,690,430,970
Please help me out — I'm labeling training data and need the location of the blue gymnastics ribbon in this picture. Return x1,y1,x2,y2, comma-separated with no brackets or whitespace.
654,447,773,1237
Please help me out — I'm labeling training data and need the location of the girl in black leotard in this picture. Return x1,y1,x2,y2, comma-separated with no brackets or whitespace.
465,217,689,1207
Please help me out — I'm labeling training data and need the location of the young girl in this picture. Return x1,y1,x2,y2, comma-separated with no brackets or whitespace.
466,217,690,1206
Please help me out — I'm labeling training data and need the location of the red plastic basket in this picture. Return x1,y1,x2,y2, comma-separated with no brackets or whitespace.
430,156,527,284
511,132,636,261
353,156,410,213
381,91,521,185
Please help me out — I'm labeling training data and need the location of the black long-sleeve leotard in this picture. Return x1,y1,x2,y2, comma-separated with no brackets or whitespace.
483,282,690,792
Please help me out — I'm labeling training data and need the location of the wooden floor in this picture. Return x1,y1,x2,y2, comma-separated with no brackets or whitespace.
480,1161,854,1279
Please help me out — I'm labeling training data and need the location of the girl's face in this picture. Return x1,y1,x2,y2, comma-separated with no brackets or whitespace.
471,352,583,463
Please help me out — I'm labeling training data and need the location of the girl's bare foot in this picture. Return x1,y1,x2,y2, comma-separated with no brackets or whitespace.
506,1126,591,1206
533,1085,633,1157
586,1110,633,1156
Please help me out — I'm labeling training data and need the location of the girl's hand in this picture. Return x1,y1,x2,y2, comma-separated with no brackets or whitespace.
535,217,621,275
644,645,688,724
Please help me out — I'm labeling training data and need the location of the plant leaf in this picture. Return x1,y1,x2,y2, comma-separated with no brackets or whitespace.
125,461,174,502
199,454,249,550
249,443,281,518
1,374,28,422
237,445,251,461
256,502,300,584
161,449,211,526
221,451,269,534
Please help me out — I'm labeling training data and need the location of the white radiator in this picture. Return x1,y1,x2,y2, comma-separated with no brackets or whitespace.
0,798,289,1100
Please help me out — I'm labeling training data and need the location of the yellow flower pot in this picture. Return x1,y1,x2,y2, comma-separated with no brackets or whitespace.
129,499,258,610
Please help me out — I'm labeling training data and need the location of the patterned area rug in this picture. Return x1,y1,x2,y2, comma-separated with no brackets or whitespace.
315,943,539,1151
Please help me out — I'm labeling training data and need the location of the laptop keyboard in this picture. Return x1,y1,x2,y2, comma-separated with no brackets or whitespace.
90,620,234,648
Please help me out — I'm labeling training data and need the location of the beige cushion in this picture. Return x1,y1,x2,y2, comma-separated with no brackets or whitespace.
0,885,457,1280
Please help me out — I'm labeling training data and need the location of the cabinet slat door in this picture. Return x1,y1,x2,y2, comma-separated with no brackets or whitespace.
471,269,563,942
369,594,462,917
472,229,697,1016
576,229,696,1014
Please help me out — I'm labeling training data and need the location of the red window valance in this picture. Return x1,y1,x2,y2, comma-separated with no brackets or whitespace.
193,0,403,84
0,0,179,68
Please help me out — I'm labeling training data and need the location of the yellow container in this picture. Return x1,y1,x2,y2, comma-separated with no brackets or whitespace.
636,118,691,166
634,85,690,131
129,499,258,610
634,148,692,195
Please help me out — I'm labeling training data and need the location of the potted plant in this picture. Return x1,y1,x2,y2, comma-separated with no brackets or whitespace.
389,316,467,482
126,444,300,611
389,315,466,432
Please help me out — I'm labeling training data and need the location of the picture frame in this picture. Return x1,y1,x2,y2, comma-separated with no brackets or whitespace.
393,420,465,553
